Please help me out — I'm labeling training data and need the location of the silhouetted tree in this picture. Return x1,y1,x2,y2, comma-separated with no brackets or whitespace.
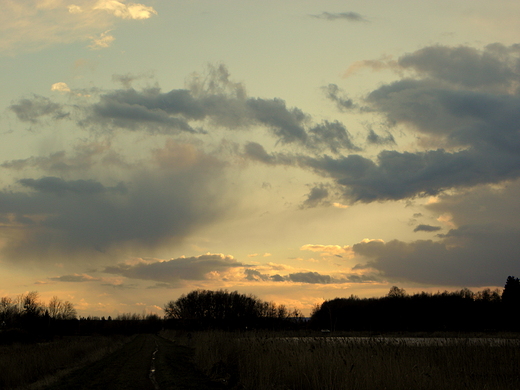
387,286,407,298
48,296,77,320
502,276,520,305
164,289,301,330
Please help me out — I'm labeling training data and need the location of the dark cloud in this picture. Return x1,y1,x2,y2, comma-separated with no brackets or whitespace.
366,129,395,145
86,88,199,133
245,97,309,144
397,43,520,91
303,147,520,202
354,181,520,286
413,224,441,232
19,177,127,196
297,44,520,202
9,95,68,123
301,184,329,208
308,121,359,153
311,12,368,23
353,225,520,286
243,142,294,166
0,142,233,263
13,66,358,153
249,271,379,284
323,84,355,112
104,254,248,282
288,271,333,284
244,268,269,281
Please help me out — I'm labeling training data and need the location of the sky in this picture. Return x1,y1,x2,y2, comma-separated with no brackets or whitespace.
1,0,520,317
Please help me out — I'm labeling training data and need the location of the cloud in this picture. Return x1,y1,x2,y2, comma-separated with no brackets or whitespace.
93,1,157,20
270,271,378,284
245,268,269,281
397,43,520,92
301,184,329,208
0,141,234,263
89,30,116,49
413,224,441,232
300,244,353,257
104,254,248,282
292,44,520,203
1,141,117,173
344,55,398,77
18,177,127,196
9,95,68,123
11,66,359,154
49,273,101,282
323,84,355,112
0,0,156,54
68,65,358,151
311,12,368,23
366,129,395,145
51,82,71,93
353,181,520,286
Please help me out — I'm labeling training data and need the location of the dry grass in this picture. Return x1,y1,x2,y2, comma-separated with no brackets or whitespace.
163,330,520,390
0,335,131,390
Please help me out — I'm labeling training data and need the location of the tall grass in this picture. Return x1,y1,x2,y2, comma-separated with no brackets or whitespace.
164,330,520,390
0,335,130,390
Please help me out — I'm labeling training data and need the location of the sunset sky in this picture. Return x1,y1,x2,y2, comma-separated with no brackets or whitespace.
1,0,519,317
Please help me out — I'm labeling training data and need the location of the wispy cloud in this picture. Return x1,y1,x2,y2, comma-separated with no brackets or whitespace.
311,12,368,23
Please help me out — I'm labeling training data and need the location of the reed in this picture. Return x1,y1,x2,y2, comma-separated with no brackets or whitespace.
171,330,520,390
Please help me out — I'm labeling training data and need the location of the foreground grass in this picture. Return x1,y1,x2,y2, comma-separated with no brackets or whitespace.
166,330,520,390
0,334,130,390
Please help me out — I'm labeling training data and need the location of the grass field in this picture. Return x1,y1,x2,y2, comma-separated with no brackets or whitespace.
165,330,520,390
0,334,130,390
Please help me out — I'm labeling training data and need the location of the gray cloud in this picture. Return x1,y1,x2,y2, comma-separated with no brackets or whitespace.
13,65,359,153
105,254,248,282
19,177,127,196
366,129,395,145
244,268,270,281
301,184,329,209
298,44,520,202
323,84,355,112
414,224,441,232
9,95,68,123
308,121,359,153
287,271,333,284
0,142,233,263
246,269,379,284
353,225,520,286
1,142,124,173
397,43,520,91
311,12,368,23
302,148,520,202
354,180,520,286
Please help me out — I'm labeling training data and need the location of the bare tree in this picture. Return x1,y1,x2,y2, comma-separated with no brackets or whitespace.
48,296,77,320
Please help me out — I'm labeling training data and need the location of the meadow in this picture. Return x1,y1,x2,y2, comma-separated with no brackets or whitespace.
0,333,130,390
164,330,520,390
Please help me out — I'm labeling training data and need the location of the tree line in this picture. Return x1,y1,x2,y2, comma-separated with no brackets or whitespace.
310,276,520,332
163,289,303,330
2,276,519,339
0,291,76,326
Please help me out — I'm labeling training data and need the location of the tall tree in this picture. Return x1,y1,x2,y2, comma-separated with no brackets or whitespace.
502,276,520,306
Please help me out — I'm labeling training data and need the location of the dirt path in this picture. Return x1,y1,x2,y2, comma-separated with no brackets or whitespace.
45,334,228,390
